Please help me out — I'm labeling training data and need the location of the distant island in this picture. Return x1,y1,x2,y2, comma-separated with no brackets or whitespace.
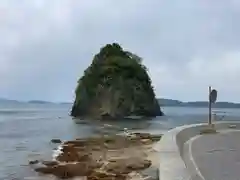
158,98,240,108
28,100,54,104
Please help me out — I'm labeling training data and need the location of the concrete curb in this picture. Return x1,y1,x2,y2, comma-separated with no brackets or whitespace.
154,121,240,180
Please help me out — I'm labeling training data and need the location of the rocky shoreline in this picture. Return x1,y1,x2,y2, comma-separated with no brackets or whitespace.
29,132,161,180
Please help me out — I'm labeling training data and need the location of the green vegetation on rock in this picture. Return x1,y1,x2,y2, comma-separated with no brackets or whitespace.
71,43,163,119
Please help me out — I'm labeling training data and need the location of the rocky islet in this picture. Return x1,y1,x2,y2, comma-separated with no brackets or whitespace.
71,43,163,120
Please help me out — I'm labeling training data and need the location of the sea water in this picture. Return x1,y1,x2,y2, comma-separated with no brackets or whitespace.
0,103,239,179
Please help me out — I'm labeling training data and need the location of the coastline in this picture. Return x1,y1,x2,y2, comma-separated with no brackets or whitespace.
29,132,162,180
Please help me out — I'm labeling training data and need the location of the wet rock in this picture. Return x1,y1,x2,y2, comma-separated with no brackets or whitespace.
32,133,159,179
104,158,151,174
65,139,93,147
61,144,76,152
64,135,142,150
133,133,151,139
65,140,86,147
35,167,53,174
51,139,62,144
149,135,162,142
29,160,39,165
57,151,91,162
126,159,151,170
42,161,58,167
89,170,126,180
57,152,79,162
55,143,94,163
35,162,94,179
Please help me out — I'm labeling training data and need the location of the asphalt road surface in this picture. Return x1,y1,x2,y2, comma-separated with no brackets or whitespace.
189,131,240,180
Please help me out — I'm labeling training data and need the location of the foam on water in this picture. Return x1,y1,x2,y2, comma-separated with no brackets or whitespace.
52,145,63,160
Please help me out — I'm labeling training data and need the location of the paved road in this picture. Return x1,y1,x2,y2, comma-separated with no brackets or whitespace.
187,130,240,180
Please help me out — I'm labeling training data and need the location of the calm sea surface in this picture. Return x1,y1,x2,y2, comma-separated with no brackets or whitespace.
0,103,239,180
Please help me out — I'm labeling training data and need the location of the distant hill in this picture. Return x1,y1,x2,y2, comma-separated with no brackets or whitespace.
0,98,69,105
0,98,239,108
158,99,183,106
0,98,21,104
158,98,240,108
28,100,53,104
59,102,72,105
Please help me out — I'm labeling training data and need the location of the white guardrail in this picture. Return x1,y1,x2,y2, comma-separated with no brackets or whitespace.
154,121,240,180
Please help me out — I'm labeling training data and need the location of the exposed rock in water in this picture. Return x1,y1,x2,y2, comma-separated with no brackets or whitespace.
29,160,39,165
31,133,162,180
51,139,62,144
41,160,58,167
71,43,163,120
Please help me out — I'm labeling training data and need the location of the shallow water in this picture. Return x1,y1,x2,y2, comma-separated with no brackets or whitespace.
0,103,239,179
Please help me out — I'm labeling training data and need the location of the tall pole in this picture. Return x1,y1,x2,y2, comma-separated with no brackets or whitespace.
208,86,212,125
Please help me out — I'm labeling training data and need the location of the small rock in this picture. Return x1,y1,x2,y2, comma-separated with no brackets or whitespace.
126,159,151,170
42,161,58,167
29,160,39,165
133,133,151,139
51,139,62,144
149,135,162,142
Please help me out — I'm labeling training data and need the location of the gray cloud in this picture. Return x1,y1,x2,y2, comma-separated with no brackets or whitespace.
1,0,240,102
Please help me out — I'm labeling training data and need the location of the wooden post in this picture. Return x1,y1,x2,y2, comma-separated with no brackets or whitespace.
208,86,212,125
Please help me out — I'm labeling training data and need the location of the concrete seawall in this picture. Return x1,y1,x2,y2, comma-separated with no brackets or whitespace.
154,121,240,180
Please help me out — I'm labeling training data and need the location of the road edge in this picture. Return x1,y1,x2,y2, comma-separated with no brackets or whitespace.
154,121,240,180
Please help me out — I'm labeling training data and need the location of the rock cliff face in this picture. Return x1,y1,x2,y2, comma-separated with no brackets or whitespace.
71,43,163,119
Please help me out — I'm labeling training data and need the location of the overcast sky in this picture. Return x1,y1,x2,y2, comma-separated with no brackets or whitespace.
1,0,240,102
